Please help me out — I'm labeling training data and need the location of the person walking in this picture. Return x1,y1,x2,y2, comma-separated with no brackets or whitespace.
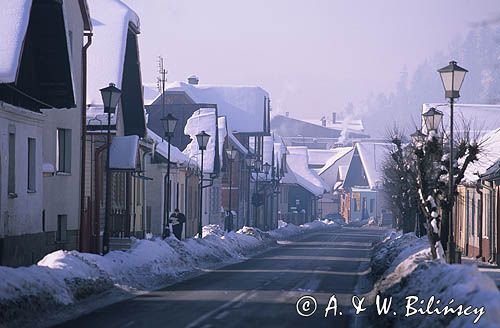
169,208,186,240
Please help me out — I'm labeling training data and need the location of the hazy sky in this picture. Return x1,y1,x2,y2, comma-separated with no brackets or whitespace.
123,0,499,120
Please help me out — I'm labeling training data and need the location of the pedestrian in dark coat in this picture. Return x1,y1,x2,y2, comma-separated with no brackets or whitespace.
169,208,186,240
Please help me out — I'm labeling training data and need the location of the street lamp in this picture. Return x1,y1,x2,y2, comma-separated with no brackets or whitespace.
263,162,271,178
100,83,121,255
245,156,255,226
422,107,444,133
160,113,178,239
437,60,468,264
226,147,238,231
196,130,210,237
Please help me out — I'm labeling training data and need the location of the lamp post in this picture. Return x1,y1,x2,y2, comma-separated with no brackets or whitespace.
100,83,121,255
437,61,468,264
160,113,178,239
253,159,262,227
422,107,444,134
196,130,210,237
226,147,238,231
245,156,255,226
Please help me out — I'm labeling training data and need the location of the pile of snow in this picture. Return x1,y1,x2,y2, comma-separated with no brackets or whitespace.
368,232,500,328
0,220,337,327
362,217,379,227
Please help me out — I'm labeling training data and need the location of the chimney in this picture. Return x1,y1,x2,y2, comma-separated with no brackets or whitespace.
332,112,337,124
285,111,289,117
187,75,199,85
321,116,327,127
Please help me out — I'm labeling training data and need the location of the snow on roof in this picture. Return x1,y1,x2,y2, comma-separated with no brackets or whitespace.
356,142,391,189
228,131,248,155
183,108,218,173
218,116,228,168
303,118,364,132
143,83,160,106
86,0,140,106
146,128,190,165
164,81,269,134
307,149,342,166
0,0,32,83
86,105,117,127
317,147,354,175
109,135,139,170
463,128,500,184
422,103,500,135
285,147,327,196
338,165,348,181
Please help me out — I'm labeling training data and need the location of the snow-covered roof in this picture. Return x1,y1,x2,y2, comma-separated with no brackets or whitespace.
307,149,342,167
143,83,160,106
228,131,248,155
463,128,500,184
86,0,140,106
303,118,364,132
109,135,139,170
317,147,354,175
355,142,391,189
284,147,327,196
86,105,117,127
0,0,32,83
146,128,190,165
422,103,500,135
183,108,218,173
163,81,269,134
218,116,228,168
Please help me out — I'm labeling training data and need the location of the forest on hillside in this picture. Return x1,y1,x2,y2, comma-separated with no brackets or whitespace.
359,24,500,137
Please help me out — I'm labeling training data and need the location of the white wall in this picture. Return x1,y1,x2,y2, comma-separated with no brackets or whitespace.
0,103,44,237
40,0,84,233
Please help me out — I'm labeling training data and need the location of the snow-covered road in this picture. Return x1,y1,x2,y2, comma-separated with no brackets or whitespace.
53,227,387,328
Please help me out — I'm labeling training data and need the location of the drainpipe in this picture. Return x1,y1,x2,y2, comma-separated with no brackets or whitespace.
476,179,483,259
142,150,152,236
79,31,93,252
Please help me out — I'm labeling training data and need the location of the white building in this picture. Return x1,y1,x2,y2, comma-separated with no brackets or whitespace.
0,0,90,266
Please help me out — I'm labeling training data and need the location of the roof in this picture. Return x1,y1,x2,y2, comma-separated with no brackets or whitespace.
356,142,391,189
228,131,248,155
183,108,219,173
463,128,500,184
162,81,269,134
422,103,500,135
0,0,32,83
283,147,327,196
303,118,364,132
317,147,354,175
146,128,190,165
86,0,140,106
109,135,139,170
307,149,339,167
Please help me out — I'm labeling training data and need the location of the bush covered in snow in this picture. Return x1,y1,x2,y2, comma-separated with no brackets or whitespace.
368,232,500,328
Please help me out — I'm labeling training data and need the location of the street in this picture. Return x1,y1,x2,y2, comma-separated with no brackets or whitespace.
56,227,387,328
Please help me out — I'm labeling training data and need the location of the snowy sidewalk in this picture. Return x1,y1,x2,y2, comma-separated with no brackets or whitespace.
366,232,500,328
0,220,338,328
462,257,500,289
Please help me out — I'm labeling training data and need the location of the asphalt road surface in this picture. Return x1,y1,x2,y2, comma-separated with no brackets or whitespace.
55,227,387,328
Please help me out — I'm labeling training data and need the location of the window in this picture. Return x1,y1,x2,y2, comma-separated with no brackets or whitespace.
471,194,475,236
369,199,375,213
56,215,67,242
56,128,71,173
8,132,15,195
28,138,36,191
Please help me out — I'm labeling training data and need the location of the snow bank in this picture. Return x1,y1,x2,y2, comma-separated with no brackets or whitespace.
0,220,337,327
368,232,500,328
0,0,32,83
